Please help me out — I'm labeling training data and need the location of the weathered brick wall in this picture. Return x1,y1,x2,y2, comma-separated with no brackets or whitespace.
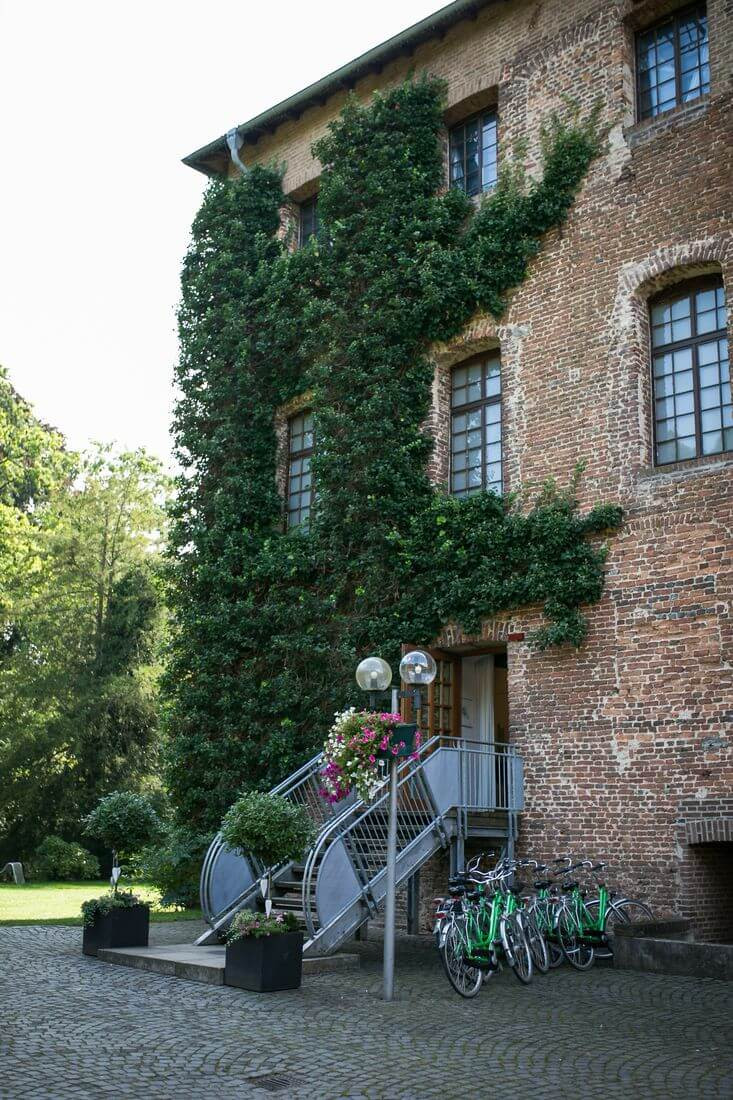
234,0,732,931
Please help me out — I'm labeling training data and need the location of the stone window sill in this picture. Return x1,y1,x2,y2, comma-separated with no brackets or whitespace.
637,450,733,483
625,97,710,150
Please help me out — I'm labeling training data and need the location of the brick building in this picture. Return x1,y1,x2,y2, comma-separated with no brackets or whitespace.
185,0,732,939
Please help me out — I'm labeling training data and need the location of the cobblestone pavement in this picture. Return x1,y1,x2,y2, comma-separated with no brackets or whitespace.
2,923,732,1100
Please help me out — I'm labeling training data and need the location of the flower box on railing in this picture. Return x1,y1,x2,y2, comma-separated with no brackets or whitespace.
376,723,419,759
319,709,423,804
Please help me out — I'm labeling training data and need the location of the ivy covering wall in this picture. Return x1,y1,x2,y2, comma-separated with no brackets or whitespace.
166,78,622,832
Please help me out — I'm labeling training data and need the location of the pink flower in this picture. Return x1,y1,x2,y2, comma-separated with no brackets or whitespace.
369,754,376,763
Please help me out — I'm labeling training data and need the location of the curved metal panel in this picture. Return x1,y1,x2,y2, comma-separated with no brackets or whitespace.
205,842,256,922
315,838,362,928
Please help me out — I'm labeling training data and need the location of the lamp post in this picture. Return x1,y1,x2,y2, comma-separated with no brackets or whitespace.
355,649,436,1002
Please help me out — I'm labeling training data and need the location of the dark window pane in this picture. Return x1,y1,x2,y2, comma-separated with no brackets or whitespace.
451,356,502,496
299,197,318,246
288,408,315,528
636,6,708,120
651,276,728,466
449,110,498,195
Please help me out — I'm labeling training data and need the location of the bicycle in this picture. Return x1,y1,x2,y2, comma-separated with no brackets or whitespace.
435,857,533,997
551,857,654,967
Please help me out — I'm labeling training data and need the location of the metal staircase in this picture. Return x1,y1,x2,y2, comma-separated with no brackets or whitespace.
196,736,523,956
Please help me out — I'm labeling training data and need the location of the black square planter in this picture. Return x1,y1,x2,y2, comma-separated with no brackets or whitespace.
225,932,303,992
82,904,150,957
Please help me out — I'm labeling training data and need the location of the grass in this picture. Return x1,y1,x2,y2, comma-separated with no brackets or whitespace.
0,880,202,926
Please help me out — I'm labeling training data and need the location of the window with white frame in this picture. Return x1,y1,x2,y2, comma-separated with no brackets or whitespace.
287,410,314,528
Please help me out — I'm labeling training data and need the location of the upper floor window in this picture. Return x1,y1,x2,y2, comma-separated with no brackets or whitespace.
449,111,498,197
450,353,502,496
636,5,709,121
299,197,318,247
651,278,730,465
287,410,314,528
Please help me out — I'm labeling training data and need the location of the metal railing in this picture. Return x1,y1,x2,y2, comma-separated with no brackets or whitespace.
200,749,326,923
200,735,524,952
301,737,522,942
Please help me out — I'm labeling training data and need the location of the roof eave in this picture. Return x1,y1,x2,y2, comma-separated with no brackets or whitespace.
182,0,499,177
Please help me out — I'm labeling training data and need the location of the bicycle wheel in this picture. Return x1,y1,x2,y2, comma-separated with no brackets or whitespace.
586,898,654,959
500,913,533,985
440,921,482,998
556,908,595,970
614,898,654,923
538,899,564,967
524,912,550,974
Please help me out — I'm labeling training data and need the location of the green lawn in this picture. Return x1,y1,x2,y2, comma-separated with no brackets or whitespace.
0,880,202,926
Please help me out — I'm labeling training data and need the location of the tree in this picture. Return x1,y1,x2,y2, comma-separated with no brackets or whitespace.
0,428,171,862
0,364,70,650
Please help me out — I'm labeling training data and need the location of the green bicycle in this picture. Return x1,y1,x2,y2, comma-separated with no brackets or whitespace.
552,858,653,968
436,865,533,998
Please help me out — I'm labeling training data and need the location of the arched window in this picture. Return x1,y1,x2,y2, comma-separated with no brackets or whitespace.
650,278,729,465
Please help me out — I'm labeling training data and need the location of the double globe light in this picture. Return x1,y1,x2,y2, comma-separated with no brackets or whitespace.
355,650,437,691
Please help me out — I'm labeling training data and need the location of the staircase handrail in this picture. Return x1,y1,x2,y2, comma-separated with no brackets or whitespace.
201,748,325,924
269,749,324,796
300,736,443,937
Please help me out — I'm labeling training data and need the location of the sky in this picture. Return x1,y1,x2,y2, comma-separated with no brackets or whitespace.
0,0,442,466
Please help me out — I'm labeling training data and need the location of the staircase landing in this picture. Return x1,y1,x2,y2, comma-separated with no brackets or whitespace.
96,943,360,985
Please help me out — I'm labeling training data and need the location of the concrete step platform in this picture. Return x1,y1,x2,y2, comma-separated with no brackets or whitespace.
96,943,360,985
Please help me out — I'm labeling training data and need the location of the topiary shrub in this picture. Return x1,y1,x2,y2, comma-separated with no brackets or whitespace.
139,825,210,909
33,836,100,881
83,790,162,902
84,791,162,862
220,792,316,869
220,792,316,909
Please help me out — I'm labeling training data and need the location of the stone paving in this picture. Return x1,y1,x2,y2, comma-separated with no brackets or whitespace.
1,921,732,1100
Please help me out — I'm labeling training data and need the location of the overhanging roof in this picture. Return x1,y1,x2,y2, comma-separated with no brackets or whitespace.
183,0,501,177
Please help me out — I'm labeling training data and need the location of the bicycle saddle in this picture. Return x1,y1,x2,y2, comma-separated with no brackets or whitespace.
534,880,552,890
562,881,579,891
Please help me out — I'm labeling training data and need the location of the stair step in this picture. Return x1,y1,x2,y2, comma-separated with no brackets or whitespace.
273,879,308,893
270,900,307,915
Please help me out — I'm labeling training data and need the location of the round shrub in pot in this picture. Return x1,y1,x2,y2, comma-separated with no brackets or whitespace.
80,792,162,956
219,793,315,992
220,791,315,911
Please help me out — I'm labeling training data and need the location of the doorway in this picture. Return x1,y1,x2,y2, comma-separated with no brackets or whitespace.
459,650,508,807
403,644,508,747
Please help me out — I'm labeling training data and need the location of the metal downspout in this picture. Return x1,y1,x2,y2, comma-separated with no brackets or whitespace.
226,128,249,175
